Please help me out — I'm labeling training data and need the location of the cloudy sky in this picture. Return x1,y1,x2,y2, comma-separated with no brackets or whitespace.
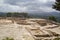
0,0,59,13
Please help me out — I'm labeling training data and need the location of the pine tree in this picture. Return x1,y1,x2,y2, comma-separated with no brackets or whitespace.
53,0,60,11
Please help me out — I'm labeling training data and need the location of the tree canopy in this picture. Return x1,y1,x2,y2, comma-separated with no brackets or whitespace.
53,0,60,11
48,16,57,22
6,12,28,18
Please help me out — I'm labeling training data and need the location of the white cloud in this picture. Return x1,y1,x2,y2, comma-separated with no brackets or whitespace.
0,0,56,13
40,7,55,12
38,0,48,3
0,4,27,12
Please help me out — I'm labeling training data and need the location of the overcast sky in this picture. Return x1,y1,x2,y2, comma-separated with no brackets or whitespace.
0,0,59,13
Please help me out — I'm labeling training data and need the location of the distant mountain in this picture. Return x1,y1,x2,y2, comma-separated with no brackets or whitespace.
28,12,60,18
28,12,60,22
0,12,60,22
0,12,60,18
0,12,6,17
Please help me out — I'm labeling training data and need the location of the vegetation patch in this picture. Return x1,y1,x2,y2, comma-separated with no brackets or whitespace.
2,37,14,40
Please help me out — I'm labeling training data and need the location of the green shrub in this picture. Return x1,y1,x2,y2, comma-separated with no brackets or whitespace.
54,38,60,40
2,37,14,40
48,16,57,22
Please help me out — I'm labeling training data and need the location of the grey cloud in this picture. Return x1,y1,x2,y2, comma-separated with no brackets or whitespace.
0,0,56,13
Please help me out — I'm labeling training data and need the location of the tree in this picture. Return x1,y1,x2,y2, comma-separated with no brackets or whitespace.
6,12,28,18
20,12,28,18
53,0,60,11
6,12,12,17
48,16,57,22
12,12,28,18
